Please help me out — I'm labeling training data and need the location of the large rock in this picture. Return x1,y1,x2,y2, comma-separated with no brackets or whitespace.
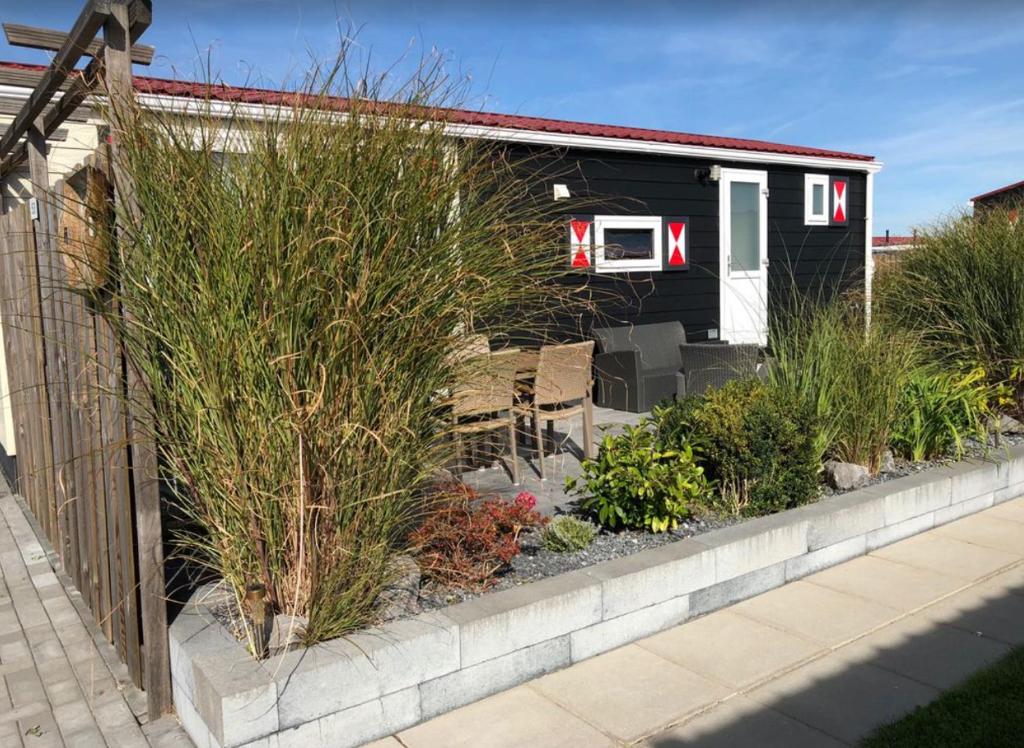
267,613,308,656
880,449,897,474
378,554,422,622
991,413,1024,435
824,460,870,491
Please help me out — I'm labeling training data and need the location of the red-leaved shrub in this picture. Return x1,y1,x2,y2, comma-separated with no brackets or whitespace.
410,486,546,590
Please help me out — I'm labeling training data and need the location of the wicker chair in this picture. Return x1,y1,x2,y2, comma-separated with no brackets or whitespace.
450,350,521,485
675,343,760,399
515,341,595,480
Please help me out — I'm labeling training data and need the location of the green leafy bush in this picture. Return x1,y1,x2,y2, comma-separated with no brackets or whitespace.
892,367,991,462
656,379,820,516
875,207,1024,418
541,515,598,553
566,425,709,533
768,293,920,471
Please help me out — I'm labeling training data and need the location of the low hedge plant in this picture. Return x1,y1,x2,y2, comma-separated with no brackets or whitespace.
655,379,820,516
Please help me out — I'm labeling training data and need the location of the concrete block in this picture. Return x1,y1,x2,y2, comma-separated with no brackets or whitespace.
883,472,951,526
995,479,1024,505
444,570,600,667
697,514,809,582
419,636,570,721
169,615,240,704
271,639,381,729
935,492,995,526
173,678,214,748
341,611,459,695
805,490,886,550
584,540,714,620
996,446,1024,489
786,535,867,581
194,653,278,747
868,512,936,551
688,562,786,618
316,687,421,748
944,459,1002,502
570,595,690,662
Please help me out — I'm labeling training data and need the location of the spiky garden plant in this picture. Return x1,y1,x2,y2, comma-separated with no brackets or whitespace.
95,53,591,651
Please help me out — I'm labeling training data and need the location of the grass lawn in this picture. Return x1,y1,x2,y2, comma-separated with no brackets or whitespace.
862,645,1024,747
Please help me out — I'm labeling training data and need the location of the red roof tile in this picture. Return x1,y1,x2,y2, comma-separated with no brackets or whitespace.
971,179,1024,203
872,235,917,247
0,59,875,162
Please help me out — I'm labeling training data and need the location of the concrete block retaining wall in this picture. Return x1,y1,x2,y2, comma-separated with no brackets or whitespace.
170,445,1024,748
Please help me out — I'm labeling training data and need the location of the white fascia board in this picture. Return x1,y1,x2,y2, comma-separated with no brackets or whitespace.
7,87,882,174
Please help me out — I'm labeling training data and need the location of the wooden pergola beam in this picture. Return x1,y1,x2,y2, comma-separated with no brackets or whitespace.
0,0,108,162
3,22,155,65
0,97,92,121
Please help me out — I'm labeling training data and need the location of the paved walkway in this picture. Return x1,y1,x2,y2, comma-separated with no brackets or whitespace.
0,483,191,747
380,496,1024,747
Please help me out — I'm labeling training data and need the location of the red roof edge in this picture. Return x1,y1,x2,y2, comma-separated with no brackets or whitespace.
971,179,1024,203
0,59,876,163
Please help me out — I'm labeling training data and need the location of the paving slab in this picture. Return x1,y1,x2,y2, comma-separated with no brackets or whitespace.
803,553,966,610
871,531,1020,580
744,649,939,745
637,609,824,690
642,694,845,748
397,685,614,748
529,644,731,741
931,511,1024,555
728,580,901,646
986,495,1024,524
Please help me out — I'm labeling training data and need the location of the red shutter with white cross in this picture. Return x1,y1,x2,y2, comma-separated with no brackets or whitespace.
662,216,689,272
830,177,848,226
569,217,592,268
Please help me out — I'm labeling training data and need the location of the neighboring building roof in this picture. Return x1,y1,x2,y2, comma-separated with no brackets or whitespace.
971,179,1024,203
0,60,876,164
872,235,917,248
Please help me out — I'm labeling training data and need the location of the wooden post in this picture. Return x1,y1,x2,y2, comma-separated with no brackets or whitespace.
104,1,170,719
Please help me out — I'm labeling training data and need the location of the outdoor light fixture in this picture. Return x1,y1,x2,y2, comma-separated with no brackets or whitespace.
553,183,571,201
695,165,722,185
709,164,722,181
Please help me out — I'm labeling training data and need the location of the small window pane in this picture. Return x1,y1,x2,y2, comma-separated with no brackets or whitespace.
812,183,824,215
730,182,760,272
604,228,654,260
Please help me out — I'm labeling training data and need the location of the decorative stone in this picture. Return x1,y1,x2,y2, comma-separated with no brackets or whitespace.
824,461,870,491
268,613,308,656
990,413,1024,435
378,554,422,622
880,450,897,474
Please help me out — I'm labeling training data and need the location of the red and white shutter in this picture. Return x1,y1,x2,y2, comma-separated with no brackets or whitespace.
568,217,592,269
662,216,689,272
830,178,848,226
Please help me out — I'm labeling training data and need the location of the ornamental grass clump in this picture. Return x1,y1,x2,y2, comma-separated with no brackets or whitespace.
96,52,589,651
541,515,598,553
875,206,1024,417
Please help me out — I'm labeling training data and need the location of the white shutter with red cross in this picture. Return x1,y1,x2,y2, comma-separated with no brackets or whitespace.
662,216,689,272
831,178,848,225
569,218,592,268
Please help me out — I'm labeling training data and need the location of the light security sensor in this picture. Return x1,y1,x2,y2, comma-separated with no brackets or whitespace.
553,183,571,200
709,165,722,182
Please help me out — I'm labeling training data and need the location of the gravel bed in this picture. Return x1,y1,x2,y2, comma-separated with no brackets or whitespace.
417,513,739,610
417,432,1024,613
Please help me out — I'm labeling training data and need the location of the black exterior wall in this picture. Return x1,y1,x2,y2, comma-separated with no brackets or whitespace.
512,145,869,342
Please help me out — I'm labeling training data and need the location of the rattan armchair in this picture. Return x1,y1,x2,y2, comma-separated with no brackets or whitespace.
675,343,760,398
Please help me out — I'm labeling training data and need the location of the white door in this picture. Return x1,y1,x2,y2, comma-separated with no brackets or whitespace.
719,168,768,345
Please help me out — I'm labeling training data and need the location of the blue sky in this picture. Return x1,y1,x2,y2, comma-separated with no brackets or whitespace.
4,1,1023,233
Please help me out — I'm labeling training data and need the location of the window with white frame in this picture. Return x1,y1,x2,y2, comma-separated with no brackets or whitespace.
804,174,829,226
594,215,663,272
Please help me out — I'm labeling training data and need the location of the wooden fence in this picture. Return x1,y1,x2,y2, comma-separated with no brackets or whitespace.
0,150,167,707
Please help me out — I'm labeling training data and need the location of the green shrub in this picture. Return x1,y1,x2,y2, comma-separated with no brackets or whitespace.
892,367,991,462
565,425,709,533
656,379,820,516
541,515,598,553
768,293,920,471
875,207,1024,417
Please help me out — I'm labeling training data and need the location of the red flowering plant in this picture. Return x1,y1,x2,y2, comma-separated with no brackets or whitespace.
409,485,547,590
